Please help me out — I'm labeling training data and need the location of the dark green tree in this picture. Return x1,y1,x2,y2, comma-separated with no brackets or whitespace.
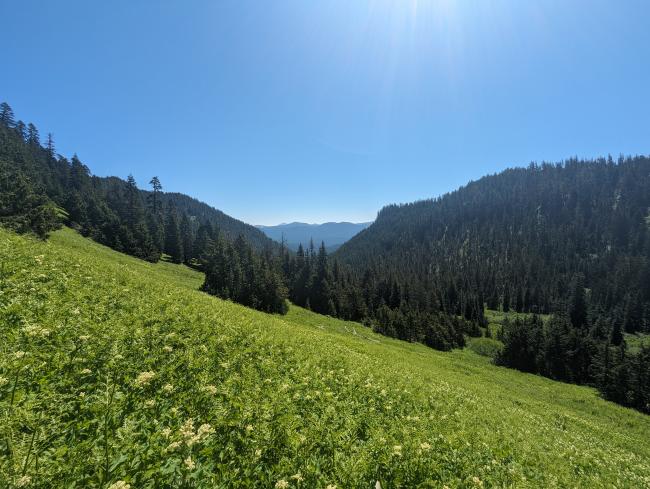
164,202,183,263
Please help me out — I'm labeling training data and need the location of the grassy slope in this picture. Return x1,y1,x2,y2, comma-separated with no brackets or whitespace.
1,228,649,488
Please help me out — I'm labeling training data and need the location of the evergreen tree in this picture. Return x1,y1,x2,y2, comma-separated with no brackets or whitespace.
180,213,194,265
0,102,15,127
14,121,26,140
149,176,162,214
27,123,40,145
0,164,60,238
164,202,183,263
569,274,588,329
46,133,55,158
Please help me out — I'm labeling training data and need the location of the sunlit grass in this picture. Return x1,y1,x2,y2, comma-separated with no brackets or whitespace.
1,228,649,488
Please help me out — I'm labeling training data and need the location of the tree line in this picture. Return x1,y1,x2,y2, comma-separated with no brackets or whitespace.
3,101,648,412
332,156,650,412
277,240,477,350
0,101,481,350
0,102,291,314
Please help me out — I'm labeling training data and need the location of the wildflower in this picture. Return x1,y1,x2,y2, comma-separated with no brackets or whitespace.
134,371,156,387
472,476,483,487
392,445,402,456
184,456,196,470
254,449,262,457
420,442,431,451
78,335,91,342
163,383,174,393
163,345,173,353
71,308,80,315
245,424,254,433
81,368,92,375
14,351,26,359
291,473,304,482
107,482,130,489
145,399,156,408
79,392,86,398
161,427,172,438
326,485,337,489
0,376,8,387
197,423,215,438
380,389,387,396
16,475,32,487
180,419,195,439
23,324,50,337
275,480,289,489
203,385,218,395
166,441,181,452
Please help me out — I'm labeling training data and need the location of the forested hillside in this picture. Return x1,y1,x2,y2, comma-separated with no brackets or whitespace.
0,101,480,350
337,157,650,331
2,227,649,487
0,102,275,256
335,157,650,412
2,100,649,413
0,101,294,311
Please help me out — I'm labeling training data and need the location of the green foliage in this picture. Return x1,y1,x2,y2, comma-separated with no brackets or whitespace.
0,162,60,239
282,243,476,351
202,234,288,314
1,227,650,487
496,314,650,413
467,337,503,359
0,101,276,266
336,157,650,334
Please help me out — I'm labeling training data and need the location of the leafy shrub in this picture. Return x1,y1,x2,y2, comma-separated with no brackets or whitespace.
467,337,504,358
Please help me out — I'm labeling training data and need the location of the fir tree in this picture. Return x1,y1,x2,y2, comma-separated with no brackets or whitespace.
27,123,40,145
0,102,15,127
164,202,183,263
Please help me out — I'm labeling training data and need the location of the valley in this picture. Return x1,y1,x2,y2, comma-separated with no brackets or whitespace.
1,227,649,487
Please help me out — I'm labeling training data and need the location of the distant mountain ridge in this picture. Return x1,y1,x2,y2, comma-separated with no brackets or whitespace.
257,221,372,251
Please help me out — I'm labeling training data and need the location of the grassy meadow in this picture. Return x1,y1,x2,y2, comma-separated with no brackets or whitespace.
1,228,649,488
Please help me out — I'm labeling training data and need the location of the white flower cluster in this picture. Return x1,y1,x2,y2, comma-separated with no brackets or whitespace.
177,418,215,448
134,371,156,387
107,481,130,489
23,324,50,337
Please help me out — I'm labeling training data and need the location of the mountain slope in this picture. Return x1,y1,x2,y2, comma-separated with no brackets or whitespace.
257,221,371,251
336,157,650,330
1,226,649,487
99,177,276,251
0,110,276,260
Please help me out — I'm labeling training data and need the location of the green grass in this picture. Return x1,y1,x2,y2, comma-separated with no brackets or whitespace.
626,333,650,354
484,309,550,338
466,337,503,359
1,228,650,488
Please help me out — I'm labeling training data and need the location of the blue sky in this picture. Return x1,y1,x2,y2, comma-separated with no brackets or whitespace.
2,1,649,225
